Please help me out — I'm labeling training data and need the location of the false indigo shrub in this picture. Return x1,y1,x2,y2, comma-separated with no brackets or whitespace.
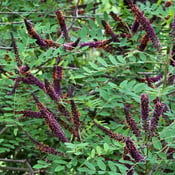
1,0,175,174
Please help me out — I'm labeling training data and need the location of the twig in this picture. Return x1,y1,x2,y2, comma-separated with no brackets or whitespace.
64,15,95,19
0,126,8,135
0,158,35,174
0,166,29,172
25,161,35,175
10,32,22,67
67,0,80,31
0,11,47,15
71,2,101,10
0,46,13,50
0,21,27,25
0,158,26,163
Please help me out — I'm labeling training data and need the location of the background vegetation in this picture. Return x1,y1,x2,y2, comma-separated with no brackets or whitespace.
0,0,175,174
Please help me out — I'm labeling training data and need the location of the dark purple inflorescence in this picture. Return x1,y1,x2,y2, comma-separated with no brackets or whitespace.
44,79,59,102
16,110,42,118
149,101,164,136
94,121,126,142
53,65,63,97
140,94,149,133
125,0,161,51
32,94,69,142
124,104,141,137
125,137,144,162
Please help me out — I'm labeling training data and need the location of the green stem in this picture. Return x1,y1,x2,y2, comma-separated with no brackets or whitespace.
145,144,149,175
162,55,169,89
163,37,174,89
144,131,150,175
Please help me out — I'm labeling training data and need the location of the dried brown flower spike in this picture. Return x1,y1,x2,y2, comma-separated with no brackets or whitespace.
24,19,47,47
101,20,120,42
125,0,161,51
55,10,70,42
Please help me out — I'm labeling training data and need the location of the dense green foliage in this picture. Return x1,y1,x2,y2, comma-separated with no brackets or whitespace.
0,0,175,174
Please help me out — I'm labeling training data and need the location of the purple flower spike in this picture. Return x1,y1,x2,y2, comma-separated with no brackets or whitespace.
8,73,45,95
23,74,46,91
37,143,64,156
125,137,144,162
109,11,129,32
57,104,71,120
42,109,69,142
32,93,46,111
101,20,120,42
170,15,175,38
140,94,149,133
25,131,64,156
53,66,63,96
16,110,42,118
94,121,126,142
80,39,112,48
24,19,47,47
70,100,81,140
149,74,162,83
149,101,164,137
124,104,141,137
32,94,69,142
138,33,150,51
131,20,139,33
19,65,30,74
55,10,70,42
125,0,161,51
44,79,59,102
68,86,81,141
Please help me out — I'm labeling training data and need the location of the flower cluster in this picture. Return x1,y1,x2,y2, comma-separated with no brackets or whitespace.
32,94,69,142
94,121,126,142
55,10,70,42
124,104,141,137
53,65,63,97
79,39,112,48
44,79,59,102
131,20,139,33
125,0,161,51
125,137,144,162
24,19,48,47
8,5,170,175
68,86,81,141
25,131,64,156
16,110,42,118
124,93,164,138
140,94,149,134
136,74,162,88
101,20,120,42
123,146,134,175
24,17,112,51
149,101,164,136
138,34,150,51
109,11,129,33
